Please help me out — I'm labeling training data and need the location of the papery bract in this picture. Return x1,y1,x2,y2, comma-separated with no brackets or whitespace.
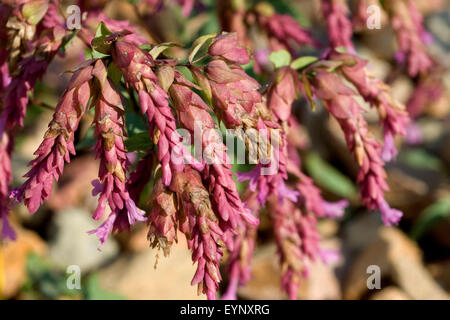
12,63,93,214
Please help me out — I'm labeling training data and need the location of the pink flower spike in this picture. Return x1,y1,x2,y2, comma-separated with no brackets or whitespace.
221,264,239,300
171,167,224,299
14,63,93,214
88,60,147,245
111,40,191,186
177,0,195,17
208,32,251,65
389,0,433,76
321,0,354,51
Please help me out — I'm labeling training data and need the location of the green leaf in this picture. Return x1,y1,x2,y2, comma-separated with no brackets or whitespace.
125,111,148,135
94,21,112,40
76,126,96,151
189,33,216,63
59,30,79,54
410,199,450,240
399,149,444,171
156,66,175,92
84,47,94,60
265,0,310,26
139,44,152,51
290,56,318,70
22,0,49,25
91,22,113,57
107,62,123,86
24,253,81,299
269,50,291,69
125,132,153,152
92,50,110,59
301,72,316,111
149,42,181,59
305,153,358,198
83,274,125,300
335,46,348,53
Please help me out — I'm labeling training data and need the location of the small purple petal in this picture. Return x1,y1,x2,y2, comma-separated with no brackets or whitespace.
394,51,406,65
318,248,340,265
88,213,117,247
126,151,138,164
322,199,348,219
91,179,104,197
9,187,23,202
254,49,270,67
405,122,423,145
381,132,398,162
236,166,260,192
277,181,300,204
241,208,259,227
125,198,147,225
379,199,403,226
1,209,17,241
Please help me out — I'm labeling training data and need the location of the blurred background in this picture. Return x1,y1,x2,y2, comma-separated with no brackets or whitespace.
1,0,449,300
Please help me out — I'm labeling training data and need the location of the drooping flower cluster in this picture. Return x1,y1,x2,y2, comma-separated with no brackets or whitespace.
221,195,259,300
308,69,402,226
269,197,320,299
78,11,147,48
226,57,348,300
321,0,354,51
0,2,13,239
88,60,146,245
218,1,317,74
252,3,318,53
12,62,93,213
235,69,296,206
171,166,224,299
287,145,348,220
328,50,410,161
1,0,65,135
110,37,201,186
205,33,262,128
387,0,434,76
3,0,440,302
147,171,177,257
0,132,14,240
0,0,66,237
169,66,258,247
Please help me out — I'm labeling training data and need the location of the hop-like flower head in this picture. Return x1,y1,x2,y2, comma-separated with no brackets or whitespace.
12,63,93,214
88,60,146,245
311,70,402,226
